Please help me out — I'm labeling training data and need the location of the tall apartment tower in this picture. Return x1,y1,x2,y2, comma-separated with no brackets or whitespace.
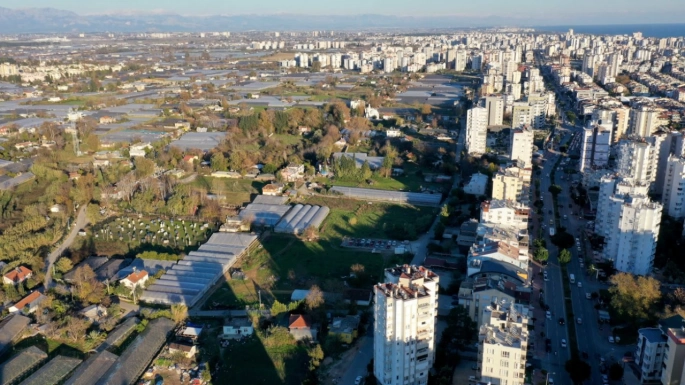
615,137,658,188
485,95,504,127
595,176,662,276
629,106,662,137
662,156,685,219
373,265,440,385
510,126,534,167
478,301,529,385
466,107,488,155
580,125,612,172
655,131,685,196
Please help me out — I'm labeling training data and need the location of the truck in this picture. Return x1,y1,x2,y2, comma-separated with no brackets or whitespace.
569,274,575,284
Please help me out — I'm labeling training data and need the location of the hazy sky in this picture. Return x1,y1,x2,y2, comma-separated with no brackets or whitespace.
0,0,683,23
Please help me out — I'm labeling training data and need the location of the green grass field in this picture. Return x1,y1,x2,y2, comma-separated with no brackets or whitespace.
192,176,267,206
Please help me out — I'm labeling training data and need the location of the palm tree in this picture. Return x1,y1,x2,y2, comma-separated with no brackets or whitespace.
587,264,599,280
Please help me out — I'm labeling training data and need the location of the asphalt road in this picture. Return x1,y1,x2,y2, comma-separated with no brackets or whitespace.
45,205,88,288
338,326,374,385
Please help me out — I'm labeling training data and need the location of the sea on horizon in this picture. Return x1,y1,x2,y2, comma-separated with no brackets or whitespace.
533,23,685,39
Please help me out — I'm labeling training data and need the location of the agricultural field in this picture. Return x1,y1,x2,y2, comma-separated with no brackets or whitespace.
90,216,215,257
192,176,267,206
322,162,447,193
203,197,434,309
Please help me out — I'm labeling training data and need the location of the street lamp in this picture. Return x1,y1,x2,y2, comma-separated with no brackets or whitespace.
546,372,555,385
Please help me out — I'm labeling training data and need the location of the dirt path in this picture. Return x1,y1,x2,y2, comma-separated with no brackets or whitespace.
45,205,88,288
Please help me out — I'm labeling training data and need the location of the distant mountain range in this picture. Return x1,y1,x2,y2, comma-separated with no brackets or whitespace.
0,7,682,35
0,7,529,34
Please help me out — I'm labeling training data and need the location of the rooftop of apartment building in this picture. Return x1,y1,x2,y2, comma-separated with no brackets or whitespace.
470,240,521,261
639,327,667,344
459,275,531,300
377,265,438,301
468,259,529,283
481,200,529,215
479,303,529,348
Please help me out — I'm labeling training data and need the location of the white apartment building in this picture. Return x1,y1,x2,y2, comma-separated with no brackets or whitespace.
492,166,530,204
480,200,529,231
615,137,658,186
629,106,662,137
661,321,685,385
511,103,530,129
510,126,534,167
373,265,439,385
485,95,504,127
478,301,529,385
466,107,488,155
579,125,612,172
655,130,685,196
662,156,685,219
595,176,662,276
635,327,667,383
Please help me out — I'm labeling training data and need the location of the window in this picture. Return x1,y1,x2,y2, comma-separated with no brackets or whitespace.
501,351,510,358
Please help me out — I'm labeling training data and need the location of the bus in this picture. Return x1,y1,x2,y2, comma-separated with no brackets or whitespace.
569,274,575,284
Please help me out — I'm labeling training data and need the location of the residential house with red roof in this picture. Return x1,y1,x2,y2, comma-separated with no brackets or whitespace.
3,266,32,286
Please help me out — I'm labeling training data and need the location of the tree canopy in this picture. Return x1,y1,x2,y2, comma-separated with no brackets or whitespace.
609,273,661,320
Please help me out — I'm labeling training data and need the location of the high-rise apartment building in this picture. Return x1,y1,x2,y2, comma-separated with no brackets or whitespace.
615,137,658,187
373,265,439,385
485,95,504,127
580,125,612,172
629,106,662,137
492,166,529,203
478,301,529,385
466,107,488,155
595,176,662,276
510,126,534,167
662,156,685,219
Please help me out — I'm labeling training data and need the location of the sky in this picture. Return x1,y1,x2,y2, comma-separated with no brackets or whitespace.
0,0,683,24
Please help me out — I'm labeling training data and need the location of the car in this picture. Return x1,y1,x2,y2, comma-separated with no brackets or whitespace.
608,336,615,343
546,311,552,319
468,376,477,382
558,317,565,325
560,339,567,348
577,282,582,288
355,376,363,385
577,318,582,324
548,378,554,385
585,293,592,299
544,275,549,281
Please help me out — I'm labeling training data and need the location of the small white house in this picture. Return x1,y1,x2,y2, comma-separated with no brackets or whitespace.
9,291,45,314
223,318,254,339
464,172,489,196
129,143,152,157
119,269,149,289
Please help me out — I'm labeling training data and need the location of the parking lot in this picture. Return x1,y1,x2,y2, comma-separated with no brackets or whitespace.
341,237,410,253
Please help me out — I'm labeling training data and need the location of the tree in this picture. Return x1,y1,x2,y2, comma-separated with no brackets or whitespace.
170,304,188,324
420,104,432,115
72,265,96,300
55,257,73,274
609,273,661,320
548,184,562,196
565,358,591,384
270,300,288,317
308,344,324,370
558,248,572,264
210,152,227,171
133,157,156,179
64,316,89,342
311,61,322,72
534,247,549,263
608,362,624,380
360,161,373,180
303,226,319,241
305,284,324,310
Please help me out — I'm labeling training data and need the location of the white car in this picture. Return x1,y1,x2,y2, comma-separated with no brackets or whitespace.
355,376,363,385
577,282,582,288
548,378,554,385
585,293,592,299
546,311,552,319
560,339,567,348
608,336,615,343
577,318,582,324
